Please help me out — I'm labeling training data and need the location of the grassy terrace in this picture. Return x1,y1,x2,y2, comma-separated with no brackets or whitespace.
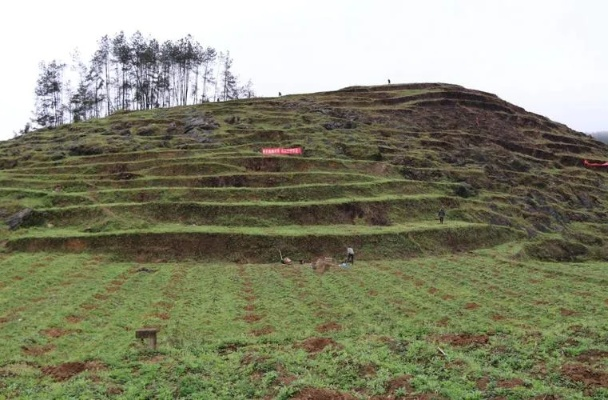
7,222,521,263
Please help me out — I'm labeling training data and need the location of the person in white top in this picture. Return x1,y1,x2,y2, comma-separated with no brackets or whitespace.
346,247,355,264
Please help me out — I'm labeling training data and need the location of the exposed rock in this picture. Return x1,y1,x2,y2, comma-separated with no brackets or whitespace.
453,182,477,198
184,114,220,133
6,208,34,230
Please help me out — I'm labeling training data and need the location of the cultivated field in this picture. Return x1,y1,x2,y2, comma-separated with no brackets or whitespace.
1,248,607,399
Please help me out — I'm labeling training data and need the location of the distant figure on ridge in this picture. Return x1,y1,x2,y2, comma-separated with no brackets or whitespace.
438,208,446,224
346,247,355,264
278,92,282,97
388,79,391,84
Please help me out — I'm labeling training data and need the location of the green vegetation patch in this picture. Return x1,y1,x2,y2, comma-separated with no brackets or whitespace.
0,251,607,399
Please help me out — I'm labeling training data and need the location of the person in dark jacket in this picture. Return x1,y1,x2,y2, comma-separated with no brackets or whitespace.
438,208,446,224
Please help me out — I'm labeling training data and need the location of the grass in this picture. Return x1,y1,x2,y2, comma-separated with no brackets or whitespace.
10,220,491,238
1,250,607,399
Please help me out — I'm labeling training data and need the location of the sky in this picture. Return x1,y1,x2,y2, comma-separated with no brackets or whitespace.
0,0,607,141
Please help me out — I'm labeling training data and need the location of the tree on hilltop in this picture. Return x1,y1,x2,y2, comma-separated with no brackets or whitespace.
30,32,254,129
221,51,238,101
34,60,67,128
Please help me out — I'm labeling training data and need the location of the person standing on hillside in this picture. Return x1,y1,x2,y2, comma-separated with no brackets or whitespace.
438,208,446,224
346,247,355,264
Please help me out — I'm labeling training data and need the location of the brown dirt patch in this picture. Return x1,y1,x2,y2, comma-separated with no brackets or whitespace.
65,315,83,324
277,364,297,386
240,352,269,366
245,304,255,312
0,317,9,324
497,378,526,388
21,344,55,356
316,322,342,333
40,361,104,381
291,388,356,400
368,290,378,296
560,308,577,316
297,337,341,354
575,350,608,364
41,362,86,381
476,376,489,390
152,312,170,320
250,325,274,336
530,363,548,379
359,363,378,378
65,239,87,251
561,363,608,388
243,313,263,323
437,333,489,347
414,279,425,287
13,276,24,281
436,317,450,327
464,302,480,310
534,300,549,305
428,287,439,294
492,314,505,321
94,293,109,301
442,294,455,301
41,328,77,338
386,374,413,394
81,303,97,311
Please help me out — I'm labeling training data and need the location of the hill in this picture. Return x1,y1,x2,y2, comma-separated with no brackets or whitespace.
1,83,608,399
1,82,607,262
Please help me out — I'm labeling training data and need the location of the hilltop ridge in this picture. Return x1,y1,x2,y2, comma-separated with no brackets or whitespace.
1,83,607,262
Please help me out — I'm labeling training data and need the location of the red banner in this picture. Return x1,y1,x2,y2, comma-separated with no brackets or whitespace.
262,147,302,155
583,159,608,168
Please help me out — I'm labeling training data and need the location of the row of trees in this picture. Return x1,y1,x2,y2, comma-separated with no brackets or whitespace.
32,32,254,129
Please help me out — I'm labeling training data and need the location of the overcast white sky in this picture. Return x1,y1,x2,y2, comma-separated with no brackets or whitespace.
0,0,606,141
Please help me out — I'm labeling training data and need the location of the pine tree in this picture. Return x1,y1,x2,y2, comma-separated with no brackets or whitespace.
221,51,238,101
33,60,66,128
112,31,132,110
92,35,112,115
30,32,252,119
200,47,217,102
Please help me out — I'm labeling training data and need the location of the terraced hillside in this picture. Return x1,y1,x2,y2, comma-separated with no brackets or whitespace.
2,84,608,399
1,83,607,262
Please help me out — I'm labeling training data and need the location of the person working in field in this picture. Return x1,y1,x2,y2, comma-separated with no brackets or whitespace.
346,247,355,264
438,208,446,224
